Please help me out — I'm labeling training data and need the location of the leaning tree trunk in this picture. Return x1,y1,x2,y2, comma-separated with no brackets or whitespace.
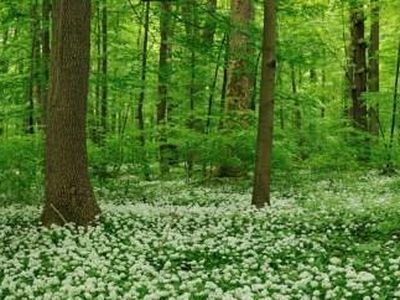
41,0,100,227
252,0,276,208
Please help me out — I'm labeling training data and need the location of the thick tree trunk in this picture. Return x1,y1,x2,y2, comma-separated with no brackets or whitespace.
225,0,255,126
41,0,100,227
157,1,172,176
349,4,368,131
252,0,276,208
368,0,379,135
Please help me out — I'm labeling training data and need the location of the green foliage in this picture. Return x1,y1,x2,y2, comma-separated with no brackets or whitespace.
0,136,43,205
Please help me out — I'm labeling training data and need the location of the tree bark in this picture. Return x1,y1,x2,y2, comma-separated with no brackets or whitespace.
157,1,172,176
41,0,100,227
225,0,255,126
349,3,368,131
138,1,150,146
252,0,276,208
137,1,151,180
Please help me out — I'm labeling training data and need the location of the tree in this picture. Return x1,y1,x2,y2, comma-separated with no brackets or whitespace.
252,0,276,208
100,0,108,144
349,2,367,131
368,0,379,135
225,0,255,125
137,0,151,180
25,0,41,134
41,0,100,226
157,1,172,176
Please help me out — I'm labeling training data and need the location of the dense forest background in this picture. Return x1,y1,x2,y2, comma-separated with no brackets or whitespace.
0,0,399,204
3,1,400,299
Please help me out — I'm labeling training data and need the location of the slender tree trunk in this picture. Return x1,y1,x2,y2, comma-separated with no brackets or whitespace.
138,1,150,146
250,51,262,111
368,0,379,135
276,63,284,130
157,1,172,176
41,0,100,227
26,0,41,134
206,35,226,134
291,65,301,130
252,0,276,208
0,29,9,136
219,35,229,129
40,0,51,128
99,0,108,144
137,1,150,180
386,39,400,171
183,0,199,179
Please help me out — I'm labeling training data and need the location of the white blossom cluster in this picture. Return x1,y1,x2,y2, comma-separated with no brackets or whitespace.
1,172,400,299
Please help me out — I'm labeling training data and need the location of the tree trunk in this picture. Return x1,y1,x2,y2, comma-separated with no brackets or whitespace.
26,0,41,134
157,1,172,176
99,0,108,144
41,0,100,227
252,0,276,208
219,35,229,129
291,65,301,130
137,1,150,180
183,0,199,179
368,0,379,135
206,35,226,134
225,0,255,126
386,39,400,171
349,3,368,131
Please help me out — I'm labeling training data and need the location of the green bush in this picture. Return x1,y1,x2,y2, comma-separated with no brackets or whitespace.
0,136,44,205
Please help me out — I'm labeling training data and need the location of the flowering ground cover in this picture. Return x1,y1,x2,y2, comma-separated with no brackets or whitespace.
1,172,400,299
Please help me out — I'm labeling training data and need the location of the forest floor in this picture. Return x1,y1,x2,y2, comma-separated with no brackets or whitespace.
1,171,400,299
